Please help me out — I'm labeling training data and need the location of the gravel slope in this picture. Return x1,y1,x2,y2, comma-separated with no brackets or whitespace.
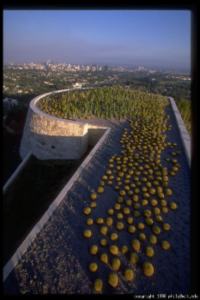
4,106,190,295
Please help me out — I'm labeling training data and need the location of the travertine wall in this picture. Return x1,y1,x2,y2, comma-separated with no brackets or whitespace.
20,88,107,160
168,97,191,166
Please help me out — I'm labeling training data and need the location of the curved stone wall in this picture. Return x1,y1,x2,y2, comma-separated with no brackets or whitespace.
20,88,107,160
20,90,191,164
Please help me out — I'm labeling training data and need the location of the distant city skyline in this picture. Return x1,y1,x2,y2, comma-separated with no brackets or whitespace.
3,10,191,72
4,61,190,74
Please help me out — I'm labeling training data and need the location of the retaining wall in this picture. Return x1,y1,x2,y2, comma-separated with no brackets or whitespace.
3,126,110,282
3,153,32,194
20,88,107,160
169,97,191,166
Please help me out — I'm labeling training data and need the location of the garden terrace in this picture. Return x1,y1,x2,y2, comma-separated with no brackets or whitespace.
37,86,168,120
4,87,190,294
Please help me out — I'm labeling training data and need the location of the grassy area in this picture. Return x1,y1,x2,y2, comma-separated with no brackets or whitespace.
38,85,191,135
37,86,168,120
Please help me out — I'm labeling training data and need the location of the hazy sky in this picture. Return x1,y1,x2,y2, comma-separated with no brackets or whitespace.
3,10,191,70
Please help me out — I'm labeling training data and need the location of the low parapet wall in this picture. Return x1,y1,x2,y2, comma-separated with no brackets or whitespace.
20,88,107,160
4,125,111,282
168,97,191,167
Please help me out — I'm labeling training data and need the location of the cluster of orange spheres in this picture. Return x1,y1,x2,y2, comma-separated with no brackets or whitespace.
82,114,180,293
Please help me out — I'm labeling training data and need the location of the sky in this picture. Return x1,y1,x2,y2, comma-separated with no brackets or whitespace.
3,10,191,71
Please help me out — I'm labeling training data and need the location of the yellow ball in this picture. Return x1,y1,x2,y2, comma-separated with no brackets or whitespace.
120,190,126,196
83,207,92,215
123,207,131,215
149,188,156,195
118,171,124,177
83,229,92,239
170,202,178,210
127,217,134,224
117,213,124,220
96,217,104,224
89,262,98,272
90,245,98,255
114,203,121,210
94,279,103,293
142,199,148,206
149,235,157,245
162,207,169,214
108,208,114,215
161,240,171,250
100,226,108,235
99,180,105,186
152,225,161,235
154,207,161,215
146,246,155,257
138,222,145,230
100,253,109,264
106,169,112,175
108,273,119,288
145,218,154,226
86,218,93,226
90,193,97,201
111,258,121,271
109,245,119,256
160,200,167,207
143,262,155,277
166,188,173,196
110,233,118,241
151,199,158,207
131,239,141,253
116,222,124,230
144,210,152,218
90,202,97,208
124,269,135,282
106,217,113,226
133,195,139,202
163,223,171,231
163,176,169,182
97,186,104,194
124,185,130,191
139,233,146,241
128,225,136,234
100,238,108,247
130,252,139,264
121,245,129,254
125,199,132,206
143,192,150,198
155,215,163,223
158,192,165,199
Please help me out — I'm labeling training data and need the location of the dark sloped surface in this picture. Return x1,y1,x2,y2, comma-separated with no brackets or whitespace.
4,109,190,294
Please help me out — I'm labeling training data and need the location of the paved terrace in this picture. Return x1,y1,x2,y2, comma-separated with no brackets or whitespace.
4,101,190,294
